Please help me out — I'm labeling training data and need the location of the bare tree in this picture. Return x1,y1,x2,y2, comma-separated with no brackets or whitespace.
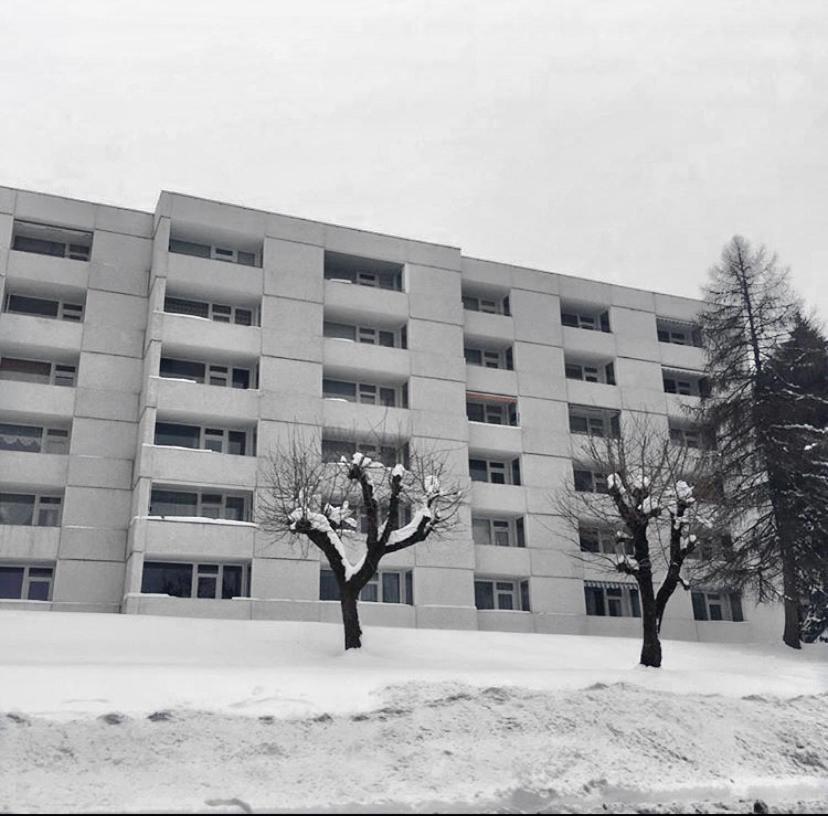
258,430,464,650
557,414,717,667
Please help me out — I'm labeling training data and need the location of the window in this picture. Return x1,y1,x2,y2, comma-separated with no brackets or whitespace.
324,252,403,291
573,467,609,494
0,357,77,387
657,319,702,347
565,360,616,385
0,564,55,601
169,239,259,267
159,358,254,389
319,567,413,604
472,517,525,548
579,525,633,555
164,296,257,326
4,293,85,322
321,437,406,467
474,578,531,611
148,488,251,522
663,372,709,398
469,457,521,486
466,394,518,426
568,406,620,438
12,220,92,261
154,422,251,455
0,423,69,454
692,590,744,622
561,308,611,333
0,494,62,527
322,378,407,408
462,293,510,316
584,582,641,617
464,346,513,370
323,321,402,348
141,561,246,599
685,533,733,561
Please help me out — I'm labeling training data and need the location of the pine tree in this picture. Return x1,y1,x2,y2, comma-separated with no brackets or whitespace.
697,235,813,648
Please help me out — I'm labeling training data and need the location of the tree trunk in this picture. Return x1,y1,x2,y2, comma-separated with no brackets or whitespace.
655,567,681,634
638,570,662,668
340,588,363,650
781,543,802,649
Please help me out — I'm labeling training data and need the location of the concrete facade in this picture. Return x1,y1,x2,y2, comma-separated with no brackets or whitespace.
0,186,783,642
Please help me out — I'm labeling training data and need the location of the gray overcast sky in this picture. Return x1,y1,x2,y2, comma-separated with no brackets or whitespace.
1,0,826,317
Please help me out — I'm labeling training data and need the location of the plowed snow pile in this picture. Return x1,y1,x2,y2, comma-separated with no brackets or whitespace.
1,611,826,813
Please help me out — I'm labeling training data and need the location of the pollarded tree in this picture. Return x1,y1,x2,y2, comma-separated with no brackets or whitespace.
558,414,718,667
258,432,464,650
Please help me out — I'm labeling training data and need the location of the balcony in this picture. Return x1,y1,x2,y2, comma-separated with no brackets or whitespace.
463,310,514,344
161,313,261,360
0,451,68,489
143,445,258,490
470,482,526,515
7,244,90,291
475,544,531,576
465,365,517,395
322,338,409,380
150,377,260,425
561,325,616,357
165,252,263,302
0,380,76,420
323,279,408,323
133,516,256,560
659,341,706,372
322,398,411,438
0,313,83,358
565,379,621,410
0,524,60,560
467,422,522,457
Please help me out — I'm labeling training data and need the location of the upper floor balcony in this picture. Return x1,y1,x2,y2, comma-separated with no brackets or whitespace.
150,376,260,425
0,312,83,358
323,279,408,323
141,444,258,490
160,312,261,361
165,251,263,302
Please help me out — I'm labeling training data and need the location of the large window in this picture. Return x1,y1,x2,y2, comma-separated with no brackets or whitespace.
464,346,513,370
469,457,521,486
0,357,76,387
692,590,744,622
323,321,405,349
569,406,620,438
474,578,530,611
461,292,510,316
0,494,62,527
560,304,610,332
584,582,640,617
578,524,632,555
141,561,247,599
466,394,518,426
565,359,616,385
148,488,251,522
0,564,55,601
169,239,258,267
12,220,92,261
657,319,702,347
154,422,250,456
4,293,84,322
0,423,69,454
663,371,709,397
684,533,733,561
159,358,253,389
319,567,413,604
322,378,407,408
472,516,525,548
164,296,255,326
573,467,609,494
321,437,407,468
324,252,403,291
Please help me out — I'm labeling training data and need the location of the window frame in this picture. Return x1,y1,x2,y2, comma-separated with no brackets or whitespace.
573,467,609,494
153,421,251,456
322,378,406,408
169,238,260,268
0,357,77,387
584,582,641,617
319,567,414,604
159,357,254,389
0,423,70,455
12,220,93,262
164,296,257,326
4,293,85,323
568,406,621,438
461,293,510,316
472,516,525,548
691,589,744,622
141,560,248,600
148,488,252,522
578,524,632,555
474,577,531,611
0,493,63,527
0,563,55,601
469,457,520,486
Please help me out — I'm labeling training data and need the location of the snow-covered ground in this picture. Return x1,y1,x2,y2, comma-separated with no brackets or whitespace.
1,611,826,813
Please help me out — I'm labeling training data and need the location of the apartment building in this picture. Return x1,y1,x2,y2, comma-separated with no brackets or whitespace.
0,186,782,643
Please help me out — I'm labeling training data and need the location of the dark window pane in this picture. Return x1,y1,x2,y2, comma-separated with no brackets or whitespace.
469,459,488,482
0,567,24,598
323,379,356,399
320,569,340,600
232,368,250,389
13,235,66,257
573,470,592,492
234,308,253,326
0,423,43,453
585,586,605,616
0,493,35,525
474,581,494,610
405,571,413,605
141,562,193,597
164,297,209,318
27,580,51,601
154,422,200,448
227,431,246,456
630,588,641,618
0,357,52,384
520,580,531,612
466,402,485,422
561,312,578,327
462,296,479,311
691,591,708,621
729,592,744,623
149,490,197,517
565,364,582,380
197,575,217,598
380,388,396,407
6,295,60,318
360,582,379,602
382,572,401,604
222,566,243,599
224,496,246,521
160,358,205,382
237,251,256,267
169,239,211,258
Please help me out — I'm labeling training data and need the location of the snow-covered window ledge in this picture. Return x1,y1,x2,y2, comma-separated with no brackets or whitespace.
141,515,259,527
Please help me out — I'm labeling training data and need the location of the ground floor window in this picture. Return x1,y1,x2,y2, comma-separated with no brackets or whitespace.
141,561,247,599
584,581,641,617
692,590,744,622
319,567,413,605
0,564,54,600
474,577,530,611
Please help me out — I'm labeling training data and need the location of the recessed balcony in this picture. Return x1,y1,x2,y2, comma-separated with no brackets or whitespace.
165,252,263,302
0,451,68,490
322,338,409,380
160,313,261,360
142,444,258,490
323,279,408,323
151,377,260,425
463,310,514,344
0,380,76,420
133,516,257,560
0,313,83,358
6,248,90,290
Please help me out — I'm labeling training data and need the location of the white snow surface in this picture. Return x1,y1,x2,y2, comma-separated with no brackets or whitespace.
1,612,826,813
